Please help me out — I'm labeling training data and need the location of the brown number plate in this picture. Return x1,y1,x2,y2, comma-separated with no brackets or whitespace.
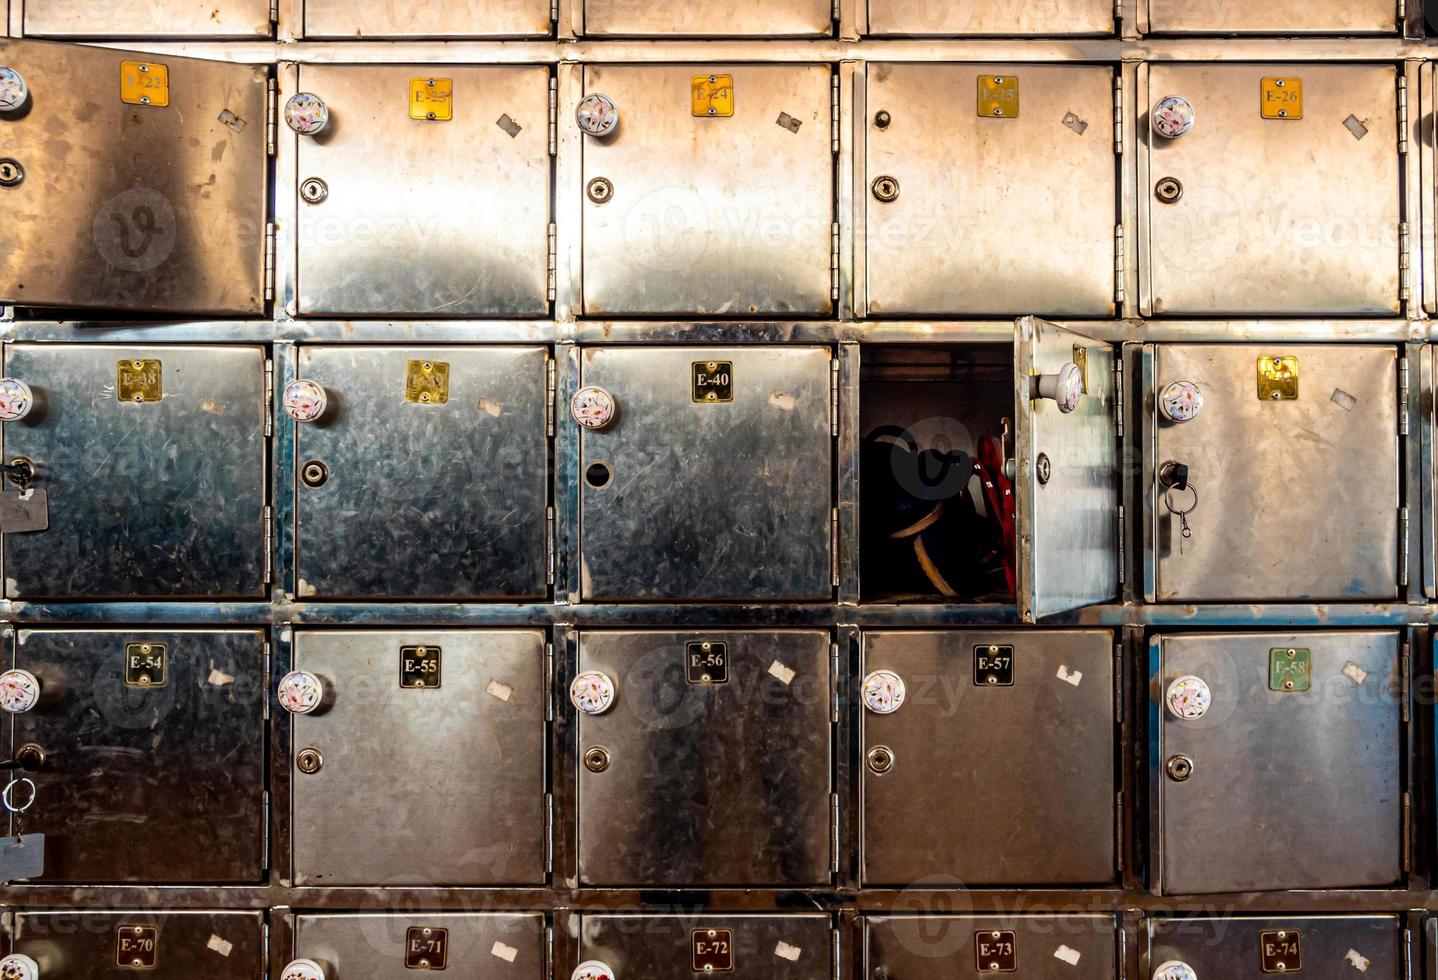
1261,930,1301,973
975,931,1017,973
125,642,167,688
400,645,442,689
405,926,448,970
116,925,158,969
692,929,734,972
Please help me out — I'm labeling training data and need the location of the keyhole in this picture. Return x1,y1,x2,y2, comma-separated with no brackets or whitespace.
585,461,613,489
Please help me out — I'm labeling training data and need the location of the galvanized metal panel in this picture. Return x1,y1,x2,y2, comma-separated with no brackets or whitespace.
580,64,834,316
583,0,831,36
291,629,547,886
1144,64,1400,316
578,346,833,600
1157,631,1402,895
866,0,1113,35
294,913,546,977
1148,917,1402,980
865,64,1116,316
1143,0,1397,34
294,346,549,600
2,344,268,600
24,0,271,37
1018,319,1118,620
1152,344,1398,602
577,630,833,887
8,629,266,883
866,915,1119,977
0,40,268,314
303,0,550,37
579,914,833,979
861,630,1115,886
10,911,265,978
296,65,551,317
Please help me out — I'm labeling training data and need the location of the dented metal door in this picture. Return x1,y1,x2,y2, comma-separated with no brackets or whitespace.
292,346,549,600
866,0,1113,35
576,346,833,600
1,344,269,600
864,64,1117,316
5,911,265,978
865,915,1120,977
576,914,833,980
860,630,1115,886
294,65,552,317
5,629,266,884
579,64,834,316
288,630,547,886
23,0,271,37
582,0,831,36
303,0,551,37
1141,63,1400,315
1147,917,1402,980
0,41,268,314
575,630,833,887
1140,0,1398,34
1149,344,1399,602
1154,631,1403,895
290,913,546,978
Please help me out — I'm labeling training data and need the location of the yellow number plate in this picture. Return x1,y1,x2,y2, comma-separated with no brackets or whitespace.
120,61,169,108
977,74,1019,118
1260,77,1302,120
691,74,734,117
117,359,163,403
1257,355,1299,401
410,77,453,121
405,359,450,405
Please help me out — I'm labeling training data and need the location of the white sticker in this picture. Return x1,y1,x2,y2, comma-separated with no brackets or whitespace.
769,660,796,686
775,942,802,962
1342,661,1369,686
207,668,236,686
491,941,519,963
1053,946,1082,966
1346,950,1370,973
1331,388,1358,411
486,680,514,702
1056,665,1083,687
207,935,234,957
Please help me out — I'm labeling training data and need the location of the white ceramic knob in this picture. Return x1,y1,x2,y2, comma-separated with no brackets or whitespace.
576,93,619,137
284,93,329,135
571,386,616,429
1152,96,1195,139
283,379,328,423
572,961,616,980
861,669,906,715
0,379,35,422
0,954,40,980
278,670,324,715
1165,675,1212,721
0,68,27,114
1159,380,1204,423
570,671,617,715
1153,961,1197,980
1034,362,1083,414
0,668,39,713
281,959,327,980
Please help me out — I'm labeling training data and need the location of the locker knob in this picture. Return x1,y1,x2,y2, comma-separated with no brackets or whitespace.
0,669,39,714
570,671,617,715
1151,95,1195,139
576,93,619,138
1033,362,1084,414
1165,675,1211,721
1153,961,1197,980
861,669,906,715
284,92,330,136
283,379,329,423
571,386,616,429
277,669,325,715
0,954,40,980
280,959,327,980
0,67,28,114
1159,380,1203,422
572,961,616,980
0,378,35,422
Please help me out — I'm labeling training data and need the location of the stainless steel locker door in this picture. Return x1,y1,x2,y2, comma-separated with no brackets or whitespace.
292,913,545,978
1155,631,1402,895
295,65,551,317
1141,0,1397,34
289,629,547,886
866,916,1119,978
293,346,549,600
0,41,268,314
864,64,1117,316
6,629,266,883
860,630,1115,886
582,0,831,36
866,0,1113,35
7,911,265,978
23,0,271,37
1148,917,1402,980
576,630,833,887
577,346,833,601
580,64,834,316
303,0,551,37
1142,64,1400,315
578,914,833,980
1150,344,1399,602
1,344,268,600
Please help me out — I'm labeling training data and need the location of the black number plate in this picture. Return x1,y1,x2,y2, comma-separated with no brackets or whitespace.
400,645,442,689
692,361,733,403
686,641,728,684
1261,931,1301,973
125,642,167,688
975,930,1016,973
405,926,448,970
974,645,1014,686
692,929,734,972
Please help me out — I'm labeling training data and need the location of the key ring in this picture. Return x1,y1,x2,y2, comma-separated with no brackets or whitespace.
1163,482,1198,517
2,776,35,813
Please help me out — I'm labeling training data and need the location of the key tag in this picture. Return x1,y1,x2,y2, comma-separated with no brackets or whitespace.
0,487,48,533
1163,481,1198,554
0,831,44,881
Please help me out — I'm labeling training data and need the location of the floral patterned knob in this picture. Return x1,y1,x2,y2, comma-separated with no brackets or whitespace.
0,68,28,114
572,961,616,980
1153,961,1197,980
281,959,326,980
0,954,40,980
1152,95,1195,139
576,93,619,138
0,379,35,422
1165,675,1211,721
284,92,329,135
1159,380,1204,423
283,379,328,423
1035,362,1084,414
570,671,617,716
862,669,906,715
278,670,325,715
571,386,616,429
0,669,39,714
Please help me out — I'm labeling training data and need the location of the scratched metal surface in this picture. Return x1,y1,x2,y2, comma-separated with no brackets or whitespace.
1146,916,1402,980
292,913,546,977
7,910,266,978
577,913,834,979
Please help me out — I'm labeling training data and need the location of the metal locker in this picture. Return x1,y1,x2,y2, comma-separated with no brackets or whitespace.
303,0,551,38
575,914,833,980
293,65,552,317
575,346,833,601
1148,344,1399,602
2,910,265,978
0,344,269,600
1152,631,1403,895
1147,917,1402,980
23,0,271,37
579,64,834,316
285,629,547,886
860,630,1115,886
0,41,268,314
290,346,550,600
581,0,831,37
287,913,545,979
865,0,1113,35
865,915,1119,978
1140,63,1401,315
573,630,833,887
864,64,1117,316
1139,0,1398,34
1,629,266,883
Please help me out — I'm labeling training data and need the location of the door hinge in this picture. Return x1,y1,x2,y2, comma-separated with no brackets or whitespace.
261,789,271,870
544,641,554,721
550,0,559,24
1114,790,1124,872
830,73,840,154
1398,356,1410,435
830,222,841,303
545,792,554,872
263,221,276,303
1114,644,1123,723
1399,222,1411,304
546,356,557,437
262,645,271,721
1118,927,1128,980
545,926,555,980
829,356,840,437
546,506,556,585
1400,641,1410,723
1112,73,1124,154
830,641,841,723
1113,358,1124,438
1402,791,1411,872
1398,75,1409,155
1113,225,1126,307
1399,506,1409,586
830,792,840,875
262,505,273,584
1116,504,1126,586
1403,928,1413,980
546,222,557,302
547,75,558,156
263,358,274,438
831,0,840,20
266,76,278,156
831,508,840,587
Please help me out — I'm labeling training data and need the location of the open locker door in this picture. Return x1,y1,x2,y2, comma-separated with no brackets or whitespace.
1014,316,1119,621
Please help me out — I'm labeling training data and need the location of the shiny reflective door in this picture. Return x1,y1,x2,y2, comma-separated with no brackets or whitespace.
303,0,551,37
1147,917,1402,980
866,0,1113,35
866,916,1120,978
577,914,834,980
7,911,265,978
582,0,830,36
291,913,546,978
24,0,271,36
